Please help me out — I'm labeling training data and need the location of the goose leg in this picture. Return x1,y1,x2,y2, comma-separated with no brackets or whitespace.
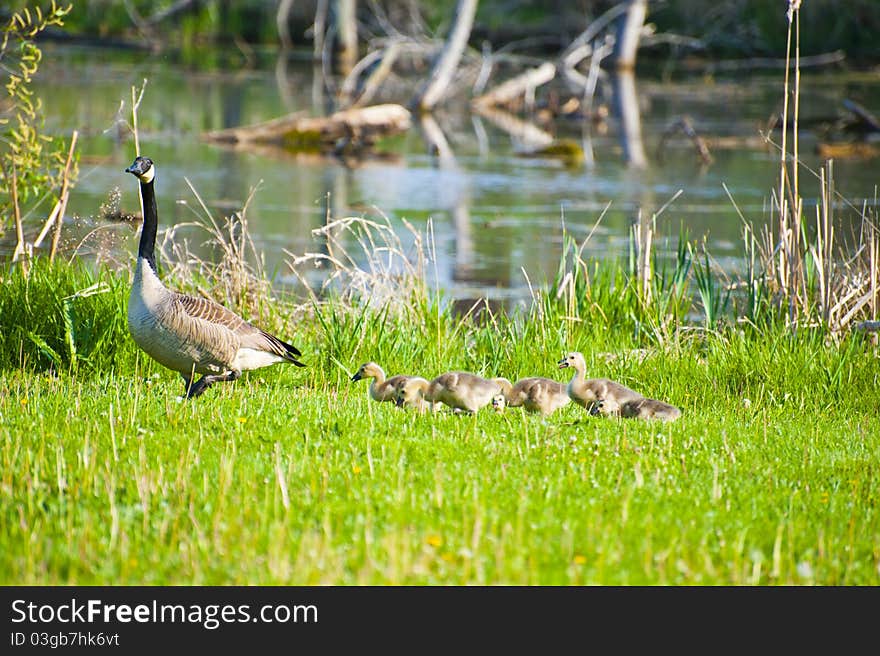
185,370,241,399
181,374,194,397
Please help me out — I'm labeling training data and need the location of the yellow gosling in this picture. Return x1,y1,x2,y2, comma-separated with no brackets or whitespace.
594,396,682,422
557,351,644,414
393,376,434,413
351,362,416,404
493,376,571,416
422,371,504,414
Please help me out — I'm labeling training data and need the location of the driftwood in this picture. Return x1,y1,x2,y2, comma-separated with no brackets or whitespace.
202,104,412,153
708,50,845,72
816,142,880,160
410,0,478,111
472,1,648,113
471,62,556,110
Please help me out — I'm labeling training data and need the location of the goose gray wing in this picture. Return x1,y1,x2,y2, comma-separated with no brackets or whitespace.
174,293,305,366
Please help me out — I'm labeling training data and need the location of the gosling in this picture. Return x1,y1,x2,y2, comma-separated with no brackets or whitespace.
351,361,416,404
557,351,644,414
394,376,434,413
592,396,682,422
398,371,502,414
492,376,571,416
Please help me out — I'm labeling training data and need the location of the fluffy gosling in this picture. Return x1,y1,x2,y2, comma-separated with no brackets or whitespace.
557,351,644,414
593,396,682,422
394,376,434,413
351,362,416,404
492,376,571,416
398,371,502,414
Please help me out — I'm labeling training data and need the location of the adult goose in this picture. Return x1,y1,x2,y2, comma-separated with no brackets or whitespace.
395,372,502,414
351,362,417,405
125,155,305,399
557,351,643,414
492,376,571,416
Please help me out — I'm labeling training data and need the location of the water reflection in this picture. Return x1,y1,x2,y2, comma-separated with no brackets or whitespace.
18,45,880,311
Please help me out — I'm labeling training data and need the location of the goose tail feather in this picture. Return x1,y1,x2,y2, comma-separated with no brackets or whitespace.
265,332,306,367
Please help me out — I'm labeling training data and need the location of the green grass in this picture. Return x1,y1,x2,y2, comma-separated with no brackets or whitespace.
2,260,879,585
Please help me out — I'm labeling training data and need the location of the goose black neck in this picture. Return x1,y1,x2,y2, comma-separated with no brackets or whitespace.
137,177,159,274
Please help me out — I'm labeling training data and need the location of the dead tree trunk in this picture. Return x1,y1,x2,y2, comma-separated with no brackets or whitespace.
276,0,295,50
334,0,358,74
410,0,479,113
613,70,646,168
614,0,647,71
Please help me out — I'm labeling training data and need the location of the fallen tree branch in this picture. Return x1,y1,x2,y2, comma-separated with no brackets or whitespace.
709,50,845,72
202,103,412,152
471,61,556,109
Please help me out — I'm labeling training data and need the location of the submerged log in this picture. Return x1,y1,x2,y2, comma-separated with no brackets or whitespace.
202,103,411,153
816,142,880,160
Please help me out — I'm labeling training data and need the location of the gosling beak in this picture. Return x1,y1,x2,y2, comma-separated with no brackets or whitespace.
351,372,362,382
395,396,404,408
557,359,568,369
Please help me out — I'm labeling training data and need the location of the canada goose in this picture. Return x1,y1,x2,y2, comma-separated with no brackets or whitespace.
593,396,682,422
125,156,305,399
492,376,571,416
557,351,643,414
351,361,417,405
399,371,502,414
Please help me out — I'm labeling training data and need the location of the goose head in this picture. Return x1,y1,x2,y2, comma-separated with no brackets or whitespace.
395,377,429,408
589,399,609,416
351,361,382,382
558,351,585,370
125,156,155,183
491,393,506,413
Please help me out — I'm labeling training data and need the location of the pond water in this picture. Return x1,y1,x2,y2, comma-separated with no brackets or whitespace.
27,44,880,309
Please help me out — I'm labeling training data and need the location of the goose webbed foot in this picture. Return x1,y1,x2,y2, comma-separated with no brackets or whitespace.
182,370,241,400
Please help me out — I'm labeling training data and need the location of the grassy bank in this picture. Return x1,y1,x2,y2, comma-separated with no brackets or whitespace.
2,257,879,585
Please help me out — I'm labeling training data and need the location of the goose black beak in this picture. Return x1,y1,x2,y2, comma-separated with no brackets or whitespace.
557,359,569,369
351,372,362,382
125,156,153,176
395,395,404,408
